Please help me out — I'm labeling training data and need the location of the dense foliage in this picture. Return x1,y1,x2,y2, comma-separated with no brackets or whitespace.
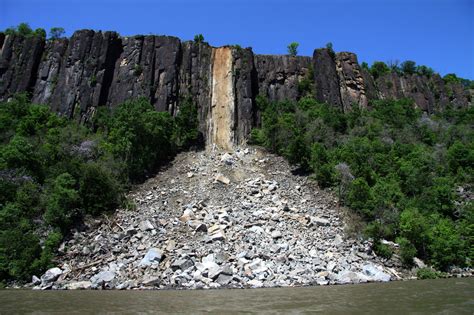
251,96,473,270
3,23,66,40
0,95,199,283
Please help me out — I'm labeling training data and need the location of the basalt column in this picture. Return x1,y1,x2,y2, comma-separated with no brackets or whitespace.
209,47,235,151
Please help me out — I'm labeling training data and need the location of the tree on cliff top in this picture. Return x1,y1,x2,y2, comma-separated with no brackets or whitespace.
287,42,299,56
49,27,65,40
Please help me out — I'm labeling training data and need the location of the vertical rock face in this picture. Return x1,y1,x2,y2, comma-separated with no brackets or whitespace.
232,47,256,145
209,47,234,150
0,30,471,146
254,55,312,102
179,41,213,137
32,38,69,104
313,48,342,109
335,52,368,111
107,35,181,114
49,30,121,120
0,35,44,99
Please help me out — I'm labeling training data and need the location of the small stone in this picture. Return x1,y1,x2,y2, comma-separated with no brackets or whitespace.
187,172,194,178
180,209,195,223
271,230,282,239
139,220,154,231
220,153,234,165
215,174,231,185
311,216,330,226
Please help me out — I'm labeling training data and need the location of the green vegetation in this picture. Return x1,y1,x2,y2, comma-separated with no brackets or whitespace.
194,34,205,44
416,268,443,279
0,95,199,284
3,23,46,39
251,95,473,270
49,27,65,40
287,42,299,57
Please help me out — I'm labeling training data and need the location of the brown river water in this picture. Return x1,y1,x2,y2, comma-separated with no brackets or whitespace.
0,278,473,314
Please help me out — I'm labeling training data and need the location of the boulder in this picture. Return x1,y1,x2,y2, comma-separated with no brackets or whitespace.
362,263,391,282
91,271,115,286
65,281,92,290
139,248,163,267
41,267,63,283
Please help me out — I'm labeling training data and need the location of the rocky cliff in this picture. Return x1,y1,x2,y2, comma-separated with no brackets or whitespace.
0,30,471,147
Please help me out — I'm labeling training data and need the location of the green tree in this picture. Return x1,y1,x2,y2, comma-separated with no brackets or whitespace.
287,42,299,56
194,34,204,43
44,173,79,233
401,60,417,75
49,27,65,39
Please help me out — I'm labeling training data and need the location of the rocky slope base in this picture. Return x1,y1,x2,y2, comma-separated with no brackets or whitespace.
31,147,431,290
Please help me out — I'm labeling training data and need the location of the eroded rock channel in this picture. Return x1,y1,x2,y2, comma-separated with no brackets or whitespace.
36,147,410,290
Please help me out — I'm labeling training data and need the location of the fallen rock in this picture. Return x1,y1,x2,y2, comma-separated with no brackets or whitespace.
139,248,163,267
247,279,263,288
139,220,154,231
41,267,63,283
311,217,330,226
142,276,161,286
335,271,368,284
91,271,115,287
362,263,391,282
65,281,92,290
171,258,194,271
215,174,231,185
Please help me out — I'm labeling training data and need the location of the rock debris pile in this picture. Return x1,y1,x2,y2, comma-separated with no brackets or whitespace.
37,147,402,290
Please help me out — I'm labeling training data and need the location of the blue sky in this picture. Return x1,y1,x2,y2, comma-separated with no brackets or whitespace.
1,0,473,79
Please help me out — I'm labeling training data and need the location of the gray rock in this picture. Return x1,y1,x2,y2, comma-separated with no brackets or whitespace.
142,276,160,286
91,271,115,286
139,248,163,267
208,265,222,279
311,217,330,226
65,281,92,290
41,267,63,283
335,270,368,284
171,258,194,271
32,275,41,285
271,230,282,239
216,274,233,285
139,220,154,231
247,279,263,288
362,263,391,282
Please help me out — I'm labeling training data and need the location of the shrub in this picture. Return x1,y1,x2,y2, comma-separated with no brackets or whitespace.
370,61,390,79
396,237,417,266
44,173,79,233
374,242,393,259
417,268,441,279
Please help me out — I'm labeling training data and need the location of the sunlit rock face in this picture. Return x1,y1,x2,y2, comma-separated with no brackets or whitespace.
0,30,471,145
